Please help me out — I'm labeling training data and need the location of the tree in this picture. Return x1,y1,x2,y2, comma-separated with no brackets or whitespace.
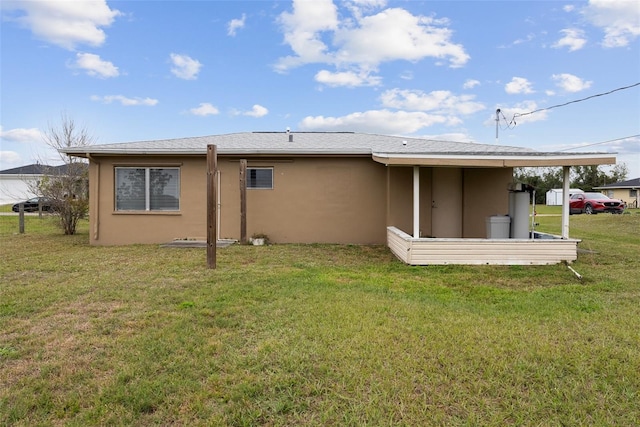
572,164,628,192
36,114,93,235
514,167,563,204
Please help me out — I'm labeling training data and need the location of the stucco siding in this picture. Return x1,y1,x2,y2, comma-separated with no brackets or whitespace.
218,157,388,244
463,168,513,237
89,155,389,245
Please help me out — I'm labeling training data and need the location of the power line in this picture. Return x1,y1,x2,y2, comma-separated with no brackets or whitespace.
556,134,640,152
507,82,640,126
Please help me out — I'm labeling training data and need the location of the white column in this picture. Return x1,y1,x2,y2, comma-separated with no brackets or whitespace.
413,166,420,238
561,166,570,239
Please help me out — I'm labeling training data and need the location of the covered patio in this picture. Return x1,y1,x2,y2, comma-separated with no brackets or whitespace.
375,153,616,266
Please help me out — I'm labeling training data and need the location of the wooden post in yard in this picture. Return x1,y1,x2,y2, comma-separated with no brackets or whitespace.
19,203,25,234
207,144,217,269
239,159,247,244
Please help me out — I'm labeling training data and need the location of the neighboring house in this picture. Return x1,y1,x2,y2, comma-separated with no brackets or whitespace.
0,163,85,205
60,132,616,265
594,177,640,209
0,164,57,205
545,188,584,206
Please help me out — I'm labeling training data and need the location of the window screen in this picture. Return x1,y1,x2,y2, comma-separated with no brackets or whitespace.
247,168,273,189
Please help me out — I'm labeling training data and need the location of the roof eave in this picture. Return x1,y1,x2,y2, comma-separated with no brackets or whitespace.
371,153,617,167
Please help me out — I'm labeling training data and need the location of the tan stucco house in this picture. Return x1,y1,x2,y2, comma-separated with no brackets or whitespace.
594,177,640,209
61,132,616,265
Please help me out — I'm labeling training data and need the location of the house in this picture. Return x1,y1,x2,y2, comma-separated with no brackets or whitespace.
545,188,584,206
593,177,640,209
60,132,616,265
0,163,87,205
0,164,64,205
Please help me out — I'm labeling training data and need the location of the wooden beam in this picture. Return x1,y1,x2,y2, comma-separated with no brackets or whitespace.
240,159,247,244
207,145,217,269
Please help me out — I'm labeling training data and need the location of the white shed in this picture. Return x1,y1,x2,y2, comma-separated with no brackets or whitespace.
545,188,583,206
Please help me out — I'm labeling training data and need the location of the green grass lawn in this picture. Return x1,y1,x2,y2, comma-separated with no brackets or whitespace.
1,213,639,425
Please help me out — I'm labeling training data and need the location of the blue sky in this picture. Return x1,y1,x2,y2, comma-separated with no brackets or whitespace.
1,0,639,178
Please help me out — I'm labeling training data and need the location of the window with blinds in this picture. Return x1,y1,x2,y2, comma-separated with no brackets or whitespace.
115,167,180,211
247,167,273,189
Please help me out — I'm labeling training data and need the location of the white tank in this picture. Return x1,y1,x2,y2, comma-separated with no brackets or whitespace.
509,191,530,239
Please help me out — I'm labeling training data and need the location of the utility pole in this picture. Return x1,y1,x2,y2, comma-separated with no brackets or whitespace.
495,108,500,143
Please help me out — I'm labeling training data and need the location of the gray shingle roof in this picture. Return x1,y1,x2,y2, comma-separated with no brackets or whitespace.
59,131,613,161
61,132,539,155
593,177,640,189
0,164,70,175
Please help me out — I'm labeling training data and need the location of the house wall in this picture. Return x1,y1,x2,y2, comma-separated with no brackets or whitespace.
88,155,389,245
386,167,511,239
463,168,513,237
88,156,209,245
86,156,513,245
386,167,433,237
217,157,388,244
599,188,639,208
0,175,40,205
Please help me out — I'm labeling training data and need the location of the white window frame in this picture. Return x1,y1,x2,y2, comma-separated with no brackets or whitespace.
115,166,180,211
247,167,274,190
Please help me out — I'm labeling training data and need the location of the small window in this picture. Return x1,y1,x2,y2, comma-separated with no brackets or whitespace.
247,167,273,189
630,189,637,198
115,167,180,211
606,190,614,198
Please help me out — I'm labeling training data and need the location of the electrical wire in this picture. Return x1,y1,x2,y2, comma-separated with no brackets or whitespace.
508,82,640,126
556,134,640,152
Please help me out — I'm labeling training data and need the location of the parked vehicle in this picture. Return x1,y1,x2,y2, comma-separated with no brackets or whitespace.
569,192,625,215
11,197,53,213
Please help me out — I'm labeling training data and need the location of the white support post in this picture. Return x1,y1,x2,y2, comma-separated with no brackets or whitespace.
561,166,570,239
413,166,420,238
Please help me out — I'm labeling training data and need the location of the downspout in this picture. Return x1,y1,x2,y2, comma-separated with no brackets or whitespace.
86,153,100,241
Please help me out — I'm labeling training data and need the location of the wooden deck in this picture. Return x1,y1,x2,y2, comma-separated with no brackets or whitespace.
387,227,580,266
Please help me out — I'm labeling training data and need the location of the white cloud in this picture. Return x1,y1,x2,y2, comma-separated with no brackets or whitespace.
463,79,480,89
583,0,640,47
238,105,269,118
315,69,381,87
169,53,202,80
380,89,485,115
70,52,119,78
334,8,469,67
189,103,219,116
551,73,592,92
563,5,576,13
505,77,534,95
275,1,469,83
0,126,44,143
275,0,338,71
299,109,453,134
227,13,246,36
552,28,587,51
399,70,413,80
91,95,158,106
2,0,121,50
0,151,23,166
